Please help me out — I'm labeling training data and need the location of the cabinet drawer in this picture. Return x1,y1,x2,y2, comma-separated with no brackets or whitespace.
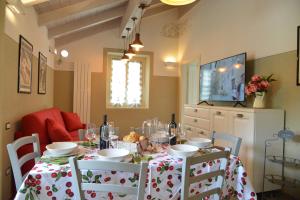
183,115,210,130
184,106,210,119
195,128,210,138
183,125,196,138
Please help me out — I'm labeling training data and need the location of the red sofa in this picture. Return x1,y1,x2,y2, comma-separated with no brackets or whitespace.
15,108,85,174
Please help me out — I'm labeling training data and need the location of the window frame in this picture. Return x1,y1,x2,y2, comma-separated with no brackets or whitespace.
105,50,150,109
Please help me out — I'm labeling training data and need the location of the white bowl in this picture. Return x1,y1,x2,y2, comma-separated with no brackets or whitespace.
169,144,199,158
97,149,130,162
187,137,212,148
46,142,78,155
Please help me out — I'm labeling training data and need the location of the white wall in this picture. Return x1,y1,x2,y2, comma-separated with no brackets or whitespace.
58,9,179,76
178,0,300,64
5,6,54,67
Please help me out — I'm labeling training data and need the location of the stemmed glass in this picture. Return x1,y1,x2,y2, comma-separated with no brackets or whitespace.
109,122,119,148
85,123,96,146
177,123,186,144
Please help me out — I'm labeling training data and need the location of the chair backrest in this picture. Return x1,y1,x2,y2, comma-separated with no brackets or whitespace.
181,151,230,200
7,134,40,190
211,131,242,156
69,157,148,200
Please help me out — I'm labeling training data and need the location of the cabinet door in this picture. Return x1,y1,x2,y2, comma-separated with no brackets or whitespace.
210,109,229,133
229,111,254,179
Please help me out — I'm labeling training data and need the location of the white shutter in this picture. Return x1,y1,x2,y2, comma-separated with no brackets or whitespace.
126,61,142,106
110,60,126,105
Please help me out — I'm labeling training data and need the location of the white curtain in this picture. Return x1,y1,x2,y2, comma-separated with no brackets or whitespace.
73,63,91,123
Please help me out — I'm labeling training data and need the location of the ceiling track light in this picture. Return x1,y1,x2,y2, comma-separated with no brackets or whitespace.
131,15,144,52
125,27,136,59
121,36,129,63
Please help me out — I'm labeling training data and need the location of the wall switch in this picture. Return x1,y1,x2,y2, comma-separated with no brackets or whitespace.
5,167,11,176
5,122,11,130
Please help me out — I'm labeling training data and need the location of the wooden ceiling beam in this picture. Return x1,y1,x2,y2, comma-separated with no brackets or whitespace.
21,0,49,6
38,0,126,26
120,0,152,37
55,18,121,47
48,5,126,39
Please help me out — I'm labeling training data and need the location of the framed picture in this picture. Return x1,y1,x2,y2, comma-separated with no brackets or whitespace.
38,52,47,94
18,35,33,93
297,26,300,86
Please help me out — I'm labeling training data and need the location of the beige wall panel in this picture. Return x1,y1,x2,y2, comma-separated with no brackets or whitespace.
0,34,54,200
54,70,74,112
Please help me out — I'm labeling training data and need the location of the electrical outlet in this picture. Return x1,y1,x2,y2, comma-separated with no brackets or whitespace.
5,122,11,130
5,167,11,176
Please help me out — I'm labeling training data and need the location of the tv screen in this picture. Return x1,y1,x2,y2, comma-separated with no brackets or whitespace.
199,53,246,102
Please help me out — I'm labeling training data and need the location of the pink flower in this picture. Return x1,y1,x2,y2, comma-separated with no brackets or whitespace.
251,75,261,82
260,80,269,90
248,84,257,93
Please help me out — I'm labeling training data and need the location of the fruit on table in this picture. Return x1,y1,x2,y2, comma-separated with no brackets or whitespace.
123,131,140,143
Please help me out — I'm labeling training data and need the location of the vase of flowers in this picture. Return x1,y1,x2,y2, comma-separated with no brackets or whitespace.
245,74,276,108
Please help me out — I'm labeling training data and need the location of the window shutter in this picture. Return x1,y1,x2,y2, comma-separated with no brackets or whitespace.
126,61,142,106
110,60,126,105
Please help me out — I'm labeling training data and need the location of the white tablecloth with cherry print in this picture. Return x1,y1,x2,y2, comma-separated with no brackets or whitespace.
15,148,257,200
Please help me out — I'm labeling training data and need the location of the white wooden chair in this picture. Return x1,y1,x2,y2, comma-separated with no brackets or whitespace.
181,151,230,200
7,134,40,190
69,157,148,200
211,131,242,156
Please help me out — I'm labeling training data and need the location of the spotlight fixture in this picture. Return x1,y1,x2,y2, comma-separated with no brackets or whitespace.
160,0,196,6
60,49,69,58
125,28,136,59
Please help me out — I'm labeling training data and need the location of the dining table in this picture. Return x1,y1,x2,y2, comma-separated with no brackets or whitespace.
14,144,257,200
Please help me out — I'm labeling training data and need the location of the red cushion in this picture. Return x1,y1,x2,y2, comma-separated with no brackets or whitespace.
46,118,73,142
61,112,84,132
21,108,66,144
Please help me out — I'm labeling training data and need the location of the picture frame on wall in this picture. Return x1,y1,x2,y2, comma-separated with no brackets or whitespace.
297,26,300,86
18,35,33,93
38,52,47,94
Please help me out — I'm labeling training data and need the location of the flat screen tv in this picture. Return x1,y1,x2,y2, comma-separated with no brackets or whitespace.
199,53,246,102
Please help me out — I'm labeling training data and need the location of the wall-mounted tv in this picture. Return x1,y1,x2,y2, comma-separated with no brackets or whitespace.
199,53,246,102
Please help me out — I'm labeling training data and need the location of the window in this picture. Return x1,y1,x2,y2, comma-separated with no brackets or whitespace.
106,51,150,108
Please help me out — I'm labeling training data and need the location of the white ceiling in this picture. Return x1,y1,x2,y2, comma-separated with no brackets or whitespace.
30,0,199,46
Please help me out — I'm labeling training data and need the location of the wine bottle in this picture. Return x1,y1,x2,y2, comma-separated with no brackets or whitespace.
168,113,177,145
99,114,109,149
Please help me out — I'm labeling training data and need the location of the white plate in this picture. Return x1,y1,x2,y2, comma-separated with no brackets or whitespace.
44,147,85,158
97,149,130,162
168,144,198,158
46,142,78,155
187,137,212,148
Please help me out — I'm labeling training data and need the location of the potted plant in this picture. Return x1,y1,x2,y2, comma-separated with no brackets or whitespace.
245,74,276,108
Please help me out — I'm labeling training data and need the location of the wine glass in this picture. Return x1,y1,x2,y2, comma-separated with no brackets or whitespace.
177,123,186,144
85,123,96,146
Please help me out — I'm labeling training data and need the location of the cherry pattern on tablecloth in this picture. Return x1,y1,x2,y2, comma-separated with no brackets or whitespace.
17,150,256,200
